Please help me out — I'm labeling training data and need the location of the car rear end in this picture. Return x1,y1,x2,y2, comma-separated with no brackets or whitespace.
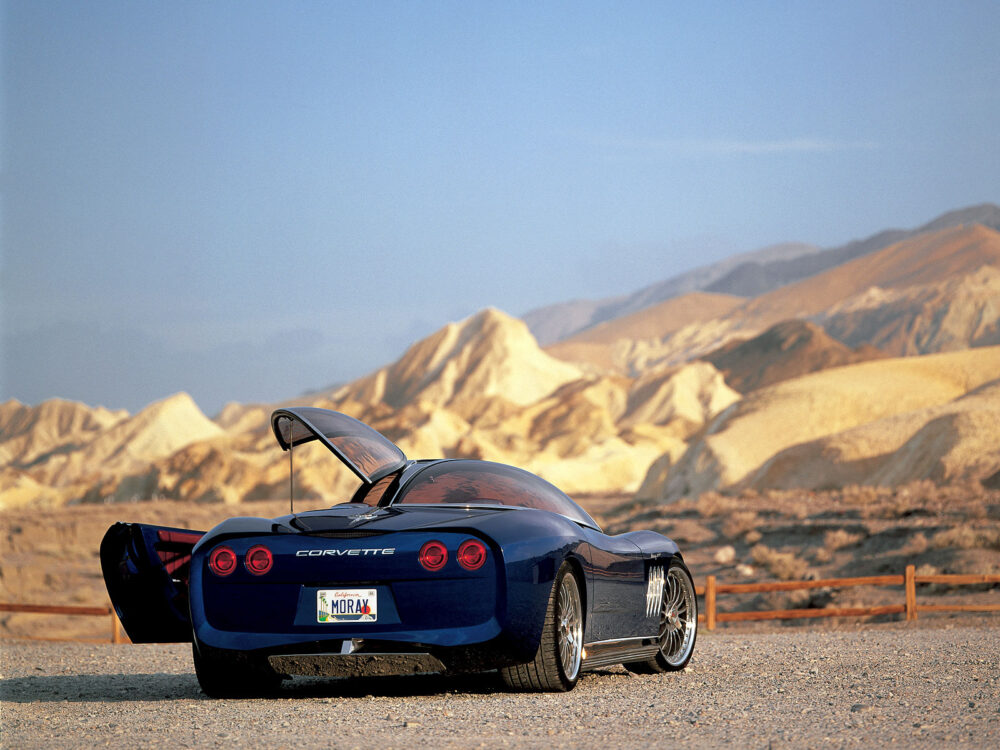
190,528,504,676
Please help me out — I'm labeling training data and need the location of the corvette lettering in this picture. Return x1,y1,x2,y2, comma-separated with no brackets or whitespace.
295,548,395,557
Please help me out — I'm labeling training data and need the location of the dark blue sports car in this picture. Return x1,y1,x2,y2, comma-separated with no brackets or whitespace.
101,407,697,696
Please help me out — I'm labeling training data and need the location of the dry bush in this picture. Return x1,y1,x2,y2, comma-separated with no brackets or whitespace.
721,511,759,539
823,528,865,552
751,544,809,581
900,532,929,556
696,492,741,518
744,529,762,544
929,525,1000,551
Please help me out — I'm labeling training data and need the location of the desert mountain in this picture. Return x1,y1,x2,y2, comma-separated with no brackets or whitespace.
638,346,1000,502
0,398,127,467
524,242,818,345
526,203,999,345
700,320,887,393
747,378,1000,491
546,292,744,372
334,308,583,413
821,264,1000,356
0,393,224,507
703,202,1000,297
4,309,739,507
574,224,1000,376
5,207,999,511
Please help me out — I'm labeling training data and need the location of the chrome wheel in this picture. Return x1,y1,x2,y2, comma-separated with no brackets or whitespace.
557,573,583,681
659,565,697,667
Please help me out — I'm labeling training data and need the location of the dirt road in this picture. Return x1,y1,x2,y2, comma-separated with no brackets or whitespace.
2,625,998,748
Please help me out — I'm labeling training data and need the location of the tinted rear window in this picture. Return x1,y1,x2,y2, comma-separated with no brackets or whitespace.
394,460,598,529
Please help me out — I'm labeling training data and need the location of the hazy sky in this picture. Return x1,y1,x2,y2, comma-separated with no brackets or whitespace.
3,1,998,415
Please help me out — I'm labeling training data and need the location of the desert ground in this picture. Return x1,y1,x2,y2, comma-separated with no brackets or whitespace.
2,625,998,748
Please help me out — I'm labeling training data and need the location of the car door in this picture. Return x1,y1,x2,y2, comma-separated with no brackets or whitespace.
581,528,650,642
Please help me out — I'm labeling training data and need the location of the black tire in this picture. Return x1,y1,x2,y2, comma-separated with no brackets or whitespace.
500,563,583,692
192,641,282,698
625,559,697,674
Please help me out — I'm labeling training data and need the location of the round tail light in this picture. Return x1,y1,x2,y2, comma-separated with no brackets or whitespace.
208,546,237,576
245,545,273,575
457,539,487,570
418,540,448,571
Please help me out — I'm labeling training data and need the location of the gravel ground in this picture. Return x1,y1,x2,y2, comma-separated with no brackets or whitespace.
2,625,998,749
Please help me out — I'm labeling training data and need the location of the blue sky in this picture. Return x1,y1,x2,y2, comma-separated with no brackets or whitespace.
2,1,998,415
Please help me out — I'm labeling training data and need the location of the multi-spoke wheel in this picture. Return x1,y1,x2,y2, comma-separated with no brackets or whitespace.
625,559,697,674
500,562,583,691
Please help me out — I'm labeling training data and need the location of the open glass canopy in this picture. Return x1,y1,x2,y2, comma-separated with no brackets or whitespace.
270,407,407,485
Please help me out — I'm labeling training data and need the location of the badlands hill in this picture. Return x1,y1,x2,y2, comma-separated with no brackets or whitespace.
546,292,744,372
4,208,999,511
637,346,1000,502
525,203,999,345
1,309,741,508
700,320,887,393
550,224,1000,376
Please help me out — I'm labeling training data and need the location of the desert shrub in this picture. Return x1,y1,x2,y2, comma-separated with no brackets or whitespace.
744,529,762,544
696,492,740,518
900,532,929,556
751,544,809,581
721,511,759,539
823,528,865,553
929,525,1000,551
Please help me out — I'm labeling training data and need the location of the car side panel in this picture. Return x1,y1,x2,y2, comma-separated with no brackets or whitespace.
580,528,682,642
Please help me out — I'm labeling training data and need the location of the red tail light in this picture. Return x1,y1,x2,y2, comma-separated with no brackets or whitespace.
208,546,237,576
245,545,273,576
457,539,487,570
418,540,448,571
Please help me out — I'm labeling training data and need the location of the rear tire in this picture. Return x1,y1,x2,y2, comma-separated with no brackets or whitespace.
500,562,583,692
625,559,697,674
193,641,282,698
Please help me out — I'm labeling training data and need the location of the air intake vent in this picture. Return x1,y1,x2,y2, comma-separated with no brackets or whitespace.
307,529,385,539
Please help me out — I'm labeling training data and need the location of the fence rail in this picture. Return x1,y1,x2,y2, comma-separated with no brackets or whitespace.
695,564,1000,630
0,602,124,643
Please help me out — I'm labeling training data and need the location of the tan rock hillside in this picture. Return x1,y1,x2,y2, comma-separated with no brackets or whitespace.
546,292,744,372
821,264,1000,356
746,379,1000,491
1,393,225,506
0,398,127,467
638,346,1000,502
734,224,1000,331
337,308,583,414
609,225,1000,374
700,319,887,393
12,309,741,505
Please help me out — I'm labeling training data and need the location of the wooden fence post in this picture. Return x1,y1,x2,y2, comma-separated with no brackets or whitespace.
706,575,716,631
905,565,917,621
111,609,122,644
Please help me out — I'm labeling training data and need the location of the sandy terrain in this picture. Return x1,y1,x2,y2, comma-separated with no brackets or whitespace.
2,625,998,748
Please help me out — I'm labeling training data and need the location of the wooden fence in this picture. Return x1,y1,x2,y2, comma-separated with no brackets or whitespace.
695,564,1000,630
2,564,999,642
0,602,125,644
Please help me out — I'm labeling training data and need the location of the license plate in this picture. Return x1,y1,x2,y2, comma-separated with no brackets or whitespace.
316,589,377,623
